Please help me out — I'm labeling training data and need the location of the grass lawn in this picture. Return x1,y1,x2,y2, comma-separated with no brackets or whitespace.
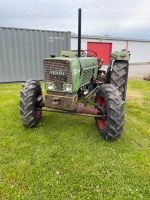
0,79,150,200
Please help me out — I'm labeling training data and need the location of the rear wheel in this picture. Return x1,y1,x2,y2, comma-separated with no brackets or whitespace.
95,84,124,140
20,80,43,127
106,61,129,100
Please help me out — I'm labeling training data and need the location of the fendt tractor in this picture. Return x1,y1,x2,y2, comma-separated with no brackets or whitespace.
20,9,130,140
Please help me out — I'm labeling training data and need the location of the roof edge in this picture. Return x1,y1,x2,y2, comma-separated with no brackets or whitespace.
71,33,150,42
0,26,71,34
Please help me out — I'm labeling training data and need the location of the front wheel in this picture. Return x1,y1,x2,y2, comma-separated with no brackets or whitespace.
95,84,124,140
20,80,43,127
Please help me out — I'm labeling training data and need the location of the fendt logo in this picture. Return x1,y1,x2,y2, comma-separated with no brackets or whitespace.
49,70,66,76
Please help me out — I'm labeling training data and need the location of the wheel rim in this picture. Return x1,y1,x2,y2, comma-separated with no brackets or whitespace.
35,109,41,119
35,92,42,120
96,96,106,129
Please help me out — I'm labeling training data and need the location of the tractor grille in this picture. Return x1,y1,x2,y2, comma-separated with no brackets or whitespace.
44,59,71,84
54,82,63,91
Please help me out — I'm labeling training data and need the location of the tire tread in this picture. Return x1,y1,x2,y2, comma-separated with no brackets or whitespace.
96,84,124,140
19,80,42,128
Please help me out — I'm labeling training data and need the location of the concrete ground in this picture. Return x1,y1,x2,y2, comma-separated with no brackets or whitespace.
128,64,150,77
102,64,150,78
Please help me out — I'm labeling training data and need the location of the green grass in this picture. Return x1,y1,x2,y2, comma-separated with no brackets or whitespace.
0,79,150,200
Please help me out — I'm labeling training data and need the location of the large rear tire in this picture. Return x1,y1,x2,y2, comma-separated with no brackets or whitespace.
20,80,43,127
106,61,129,100
95,84,124,140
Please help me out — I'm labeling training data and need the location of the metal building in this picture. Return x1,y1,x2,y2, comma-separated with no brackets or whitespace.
0,27,70,82
71,33,150,64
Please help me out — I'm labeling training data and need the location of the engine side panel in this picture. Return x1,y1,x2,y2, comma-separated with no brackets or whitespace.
79,57,99,87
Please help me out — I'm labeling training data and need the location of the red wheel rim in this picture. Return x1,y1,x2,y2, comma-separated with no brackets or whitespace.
35,93,42,119
35,109,41,119
97,96,106,129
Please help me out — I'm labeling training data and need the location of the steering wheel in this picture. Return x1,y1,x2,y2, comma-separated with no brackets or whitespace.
81,50,97,57
71,50,97,57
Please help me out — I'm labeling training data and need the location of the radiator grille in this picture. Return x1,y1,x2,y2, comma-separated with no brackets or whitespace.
80,69,93,86
54,82,63,91
44,59,71,84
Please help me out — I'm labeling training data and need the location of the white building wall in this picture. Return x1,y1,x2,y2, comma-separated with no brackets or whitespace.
71,37,150,64
71,38,127,52
111,40,127,51
71,38,101,49
128,41,150,63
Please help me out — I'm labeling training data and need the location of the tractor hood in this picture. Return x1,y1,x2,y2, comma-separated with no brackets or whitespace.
43,57,98,93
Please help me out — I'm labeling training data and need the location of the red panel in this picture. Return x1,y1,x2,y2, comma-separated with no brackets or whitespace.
87,42,112,64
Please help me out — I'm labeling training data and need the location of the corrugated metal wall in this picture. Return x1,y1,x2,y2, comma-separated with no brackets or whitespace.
0,27,71,82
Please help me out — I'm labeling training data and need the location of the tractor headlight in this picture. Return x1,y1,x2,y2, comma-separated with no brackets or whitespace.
46,82,55,91
63,83,72,92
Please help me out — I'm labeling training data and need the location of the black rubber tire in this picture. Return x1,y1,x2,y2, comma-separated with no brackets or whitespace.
95,84,124,140
109,61,129,101
20,80,43,127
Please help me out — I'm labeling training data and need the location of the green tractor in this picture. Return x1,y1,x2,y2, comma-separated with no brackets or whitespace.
20,9,130,140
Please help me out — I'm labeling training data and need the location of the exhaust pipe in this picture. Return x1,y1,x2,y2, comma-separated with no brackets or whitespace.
78,8,82,57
